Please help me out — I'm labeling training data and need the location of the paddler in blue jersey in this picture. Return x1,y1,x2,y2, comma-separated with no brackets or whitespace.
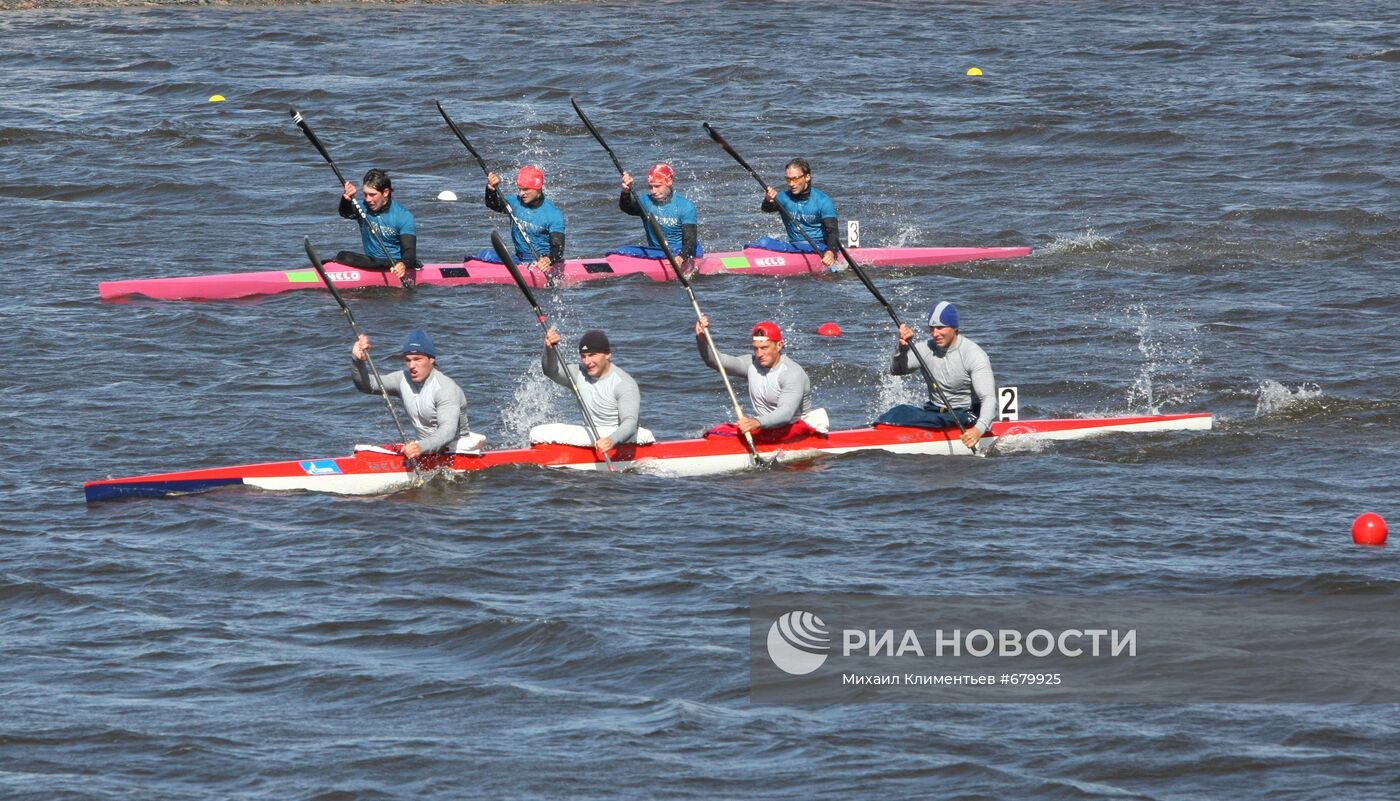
694,316,827,442
537,328,654,452
484,165,566,273
759,157,840,268
335,168,421,285
618,162,702,266
350,328,480,459
875,301,996,451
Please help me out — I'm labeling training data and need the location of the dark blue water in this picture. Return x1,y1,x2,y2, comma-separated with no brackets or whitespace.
4,1,1399,798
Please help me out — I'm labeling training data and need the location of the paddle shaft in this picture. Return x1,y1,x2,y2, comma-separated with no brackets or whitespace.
490,232,615,472
290,108,408,286
571,99,761,463
434,101,551,278
702,123,974,448
303,238,421,471
632,217,762,463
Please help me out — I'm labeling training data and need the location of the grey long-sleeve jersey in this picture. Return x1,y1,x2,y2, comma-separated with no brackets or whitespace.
891,335,996,432
696,337,811,428
542,347,641,444
351,361,470,452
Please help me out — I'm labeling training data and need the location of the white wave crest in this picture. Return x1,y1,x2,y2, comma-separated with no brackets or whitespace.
1255,379,1324,416
1037,228,1112,255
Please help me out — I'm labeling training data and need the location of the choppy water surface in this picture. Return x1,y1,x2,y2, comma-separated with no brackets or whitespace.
3,1,1398,798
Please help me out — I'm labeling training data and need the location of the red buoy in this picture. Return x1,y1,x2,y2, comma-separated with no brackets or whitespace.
817,322,842,337
1352,513,1388,546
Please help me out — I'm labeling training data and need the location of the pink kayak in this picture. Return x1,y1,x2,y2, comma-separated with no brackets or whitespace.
98,245,1031,302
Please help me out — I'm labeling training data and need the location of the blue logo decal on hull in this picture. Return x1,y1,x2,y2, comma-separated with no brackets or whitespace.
300,460,343,475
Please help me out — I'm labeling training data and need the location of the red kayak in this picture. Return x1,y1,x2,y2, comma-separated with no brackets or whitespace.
84,413,1212,502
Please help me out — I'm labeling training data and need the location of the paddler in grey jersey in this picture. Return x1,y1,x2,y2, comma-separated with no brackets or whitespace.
694,316,825,441
351,328,475,458
541,328,651,451
879,301,996,451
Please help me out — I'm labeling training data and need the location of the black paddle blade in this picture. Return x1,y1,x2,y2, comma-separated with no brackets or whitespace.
303,236,321,268
304,237,356,321
289,107,347,185
570,97,626,176
435,100,489,174
837,242,891,307
702,122,727,147
640,213,690,287
569,97,594,135
702,122,768,191
491,231,543,312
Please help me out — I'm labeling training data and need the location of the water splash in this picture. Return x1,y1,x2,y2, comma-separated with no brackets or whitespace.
1123,302,1201,414
1039,228,1112,255
869,372,925,421
890,223,922,247
986,428,1051,455
498,369,562,443
1255,379,1324,416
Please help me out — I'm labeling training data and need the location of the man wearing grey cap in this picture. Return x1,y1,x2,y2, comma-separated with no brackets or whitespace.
540,327,651,452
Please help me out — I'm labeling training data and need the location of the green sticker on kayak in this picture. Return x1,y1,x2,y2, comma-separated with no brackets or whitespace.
721,256,751,269
286,270,321,283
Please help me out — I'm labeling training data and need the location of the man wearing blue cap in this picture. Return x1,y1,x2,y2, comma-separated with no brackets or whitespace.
350,328,475,459
880,301,996,450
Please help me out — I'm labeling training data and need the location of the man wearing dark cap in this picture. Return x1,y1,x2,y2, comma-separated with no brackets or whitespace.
879,300,996,451
694,315,825,441
350,328,476,459
539,327,649,452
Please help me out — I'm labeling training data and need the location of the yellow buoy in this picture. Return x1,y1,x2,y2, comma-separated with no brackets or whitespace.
966,67,983,77
209,94,226,103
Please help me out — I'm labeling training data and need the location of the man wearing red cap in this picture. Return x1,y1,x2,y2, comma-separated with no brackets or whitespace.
485,165,566,272
694,315,824,441
760,157,840,268
619,163,701,264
